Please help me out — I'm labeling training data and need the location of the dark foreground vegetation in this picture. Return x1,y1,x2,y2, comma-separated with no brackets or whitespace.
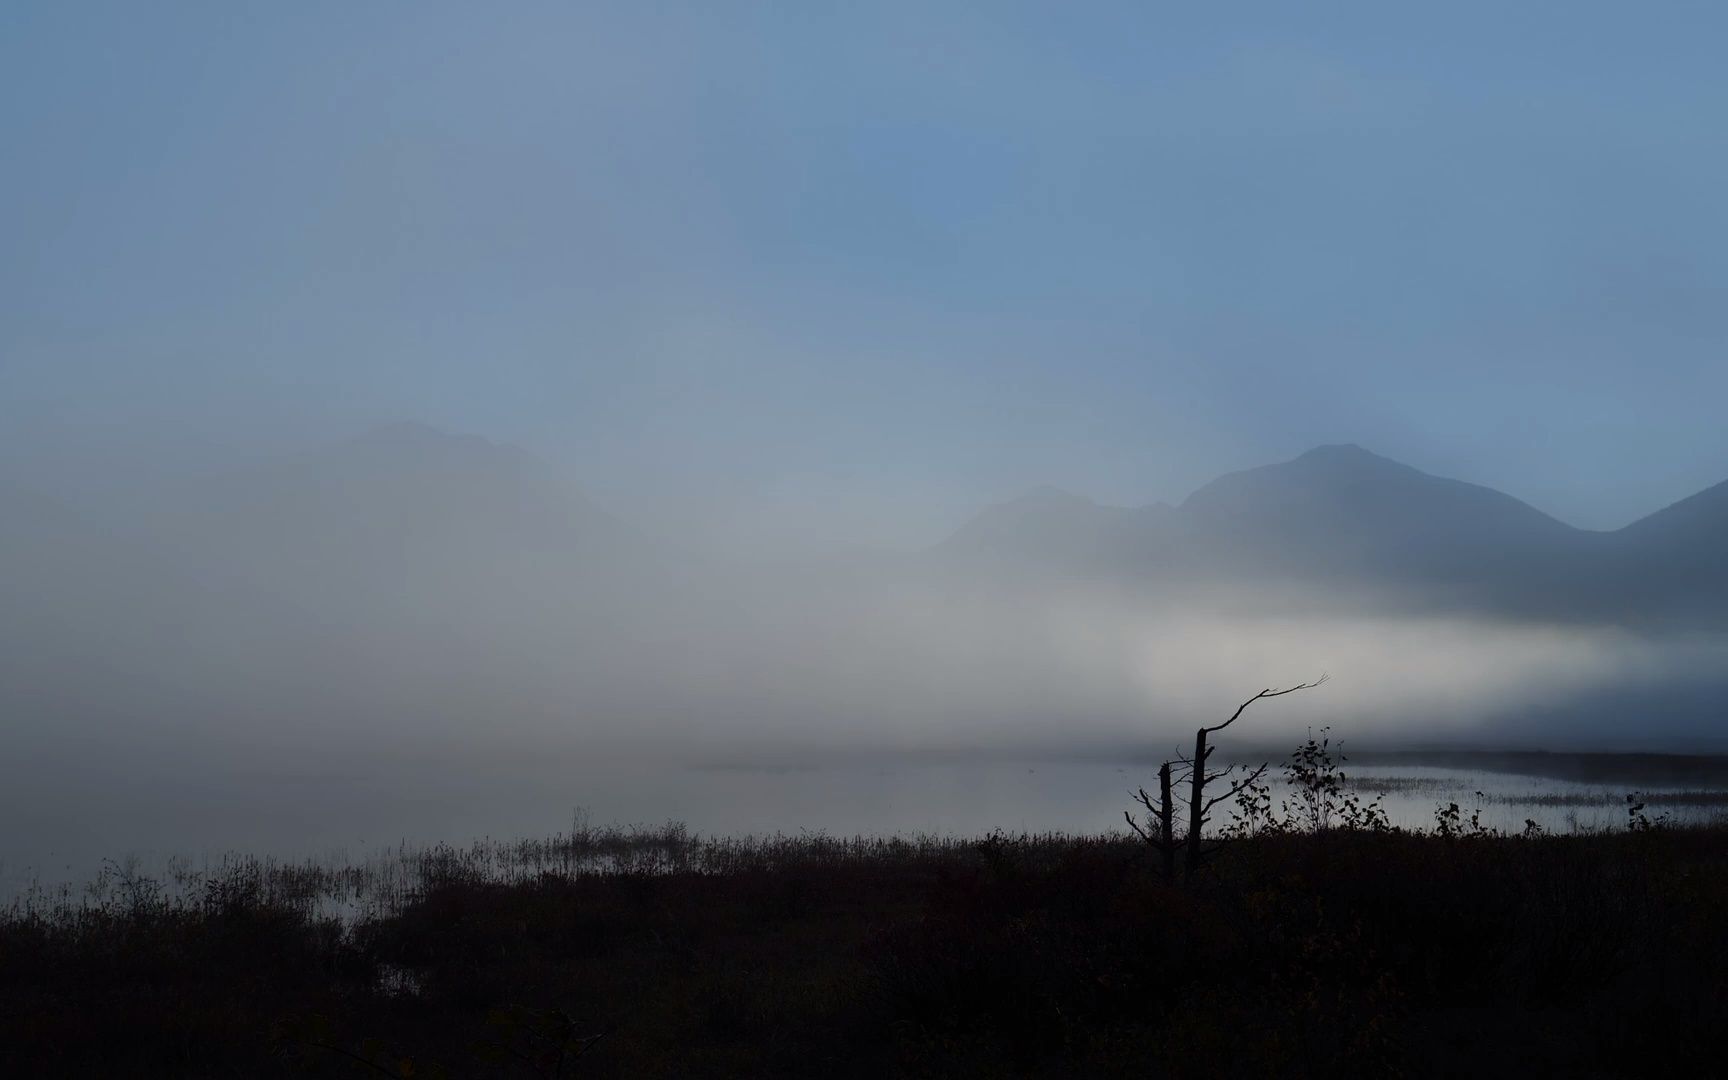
5,818,1728,1078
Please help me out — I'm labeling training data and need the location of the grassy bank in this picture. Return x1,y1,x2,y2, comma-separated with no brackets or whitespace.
4,821,1727,1077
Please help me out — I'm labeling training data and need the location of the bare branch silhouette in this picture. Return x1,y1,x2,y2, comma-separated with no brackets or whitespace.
1182,677,1328,877
1203,676,1330,737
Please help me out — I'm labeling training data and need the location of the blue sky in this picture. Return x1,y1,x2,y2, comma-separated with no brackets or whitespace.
5,2,1727,546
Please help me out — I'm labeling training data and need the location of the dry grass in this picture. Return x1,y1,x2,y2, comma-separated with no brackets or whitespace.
5,818,1728,1077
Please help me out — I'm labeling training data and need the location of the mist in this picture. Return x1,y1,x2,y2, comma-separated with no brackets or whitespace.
7,3,1728,895
6,424,1728,885
12,9,1728,1075
4,431,1712,761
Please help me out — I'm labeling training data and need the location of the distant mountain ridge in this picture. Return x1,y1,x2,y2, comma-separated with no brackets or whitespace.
109,422,650,664
5,426,1725,632
6,423,1725,761
221,421,625,544
942,444,1727,626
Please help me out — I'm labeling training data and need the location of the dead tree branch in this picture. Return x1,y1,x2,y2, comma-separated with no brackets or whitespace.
1125,761,1179,880
1184,677,1327,878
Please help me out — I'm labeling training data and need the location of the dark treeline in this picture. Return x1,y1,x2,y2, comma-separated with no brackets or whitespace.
5,818,1726,1077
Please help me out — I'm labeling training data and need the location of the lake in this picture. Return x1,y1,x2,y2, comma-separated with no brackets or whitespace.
7,745,1727,902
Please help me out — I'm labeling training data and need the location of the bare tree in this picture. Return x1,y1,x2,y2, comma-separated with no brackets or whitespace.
1186,679,1327,875
1129,677,1327,880
1125,761,1179,881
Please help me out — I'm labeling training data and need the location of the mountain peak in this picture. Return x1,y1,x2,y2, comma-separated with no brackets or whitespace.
1285,443,1415,476
1295,442,1378,462
1181,444,1420,511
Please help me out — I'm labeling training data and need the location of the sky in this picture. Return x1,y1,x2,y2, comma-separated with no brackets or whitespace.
5,1,1728,549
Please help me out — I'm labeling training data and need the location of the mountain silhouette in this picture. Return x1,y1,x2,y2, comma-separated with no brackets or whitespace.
943,444,1725,625
162,422,636,600
224,421,626,553
3,428,1726,754
1603,477,1728,622
941,485,1179,573
8,430,1728,643
102,422,657,691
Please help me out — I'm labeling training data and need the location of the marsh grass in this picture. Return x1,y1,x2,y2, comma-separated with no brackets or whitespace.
5,813,1728,1077
4,724,1724,1077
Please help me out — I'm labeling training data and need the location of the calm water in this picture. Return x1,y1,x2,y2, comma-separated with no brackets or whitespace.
6,749,1726,900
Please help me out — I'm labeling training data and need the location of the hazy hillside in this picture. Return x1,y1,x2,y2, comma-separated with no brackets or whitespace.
940,444,1726,627
1605,477,1728,624
939,485,1180,577
143,421,638,603
4,426,1728,760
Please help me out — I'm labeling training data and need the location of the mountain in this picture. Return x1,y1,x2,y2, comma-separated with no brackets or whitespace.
941,485,1179,573
1181,444,1574,548
154,422,639,606
92,422,661,708
209,421,627,555
1177,445,1595,593
1606,478,1728,623
941,445,1726,625
1616,475,1728,552
0,484,229,737
10,428,1728,665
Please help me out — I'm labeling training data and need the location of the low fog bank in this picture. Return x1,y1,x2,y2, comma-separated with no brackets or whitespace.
5,436,1728,775
6,428,1728,880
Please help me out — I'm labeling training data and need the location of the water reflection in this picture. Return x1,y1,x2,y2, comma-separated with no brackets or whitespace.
7,751,1727,904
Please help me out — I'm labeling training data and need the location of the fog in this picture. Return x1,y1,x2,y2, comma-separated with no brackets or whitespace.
4,427,1727,884
6,435,1716,761
8,3,1728,883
